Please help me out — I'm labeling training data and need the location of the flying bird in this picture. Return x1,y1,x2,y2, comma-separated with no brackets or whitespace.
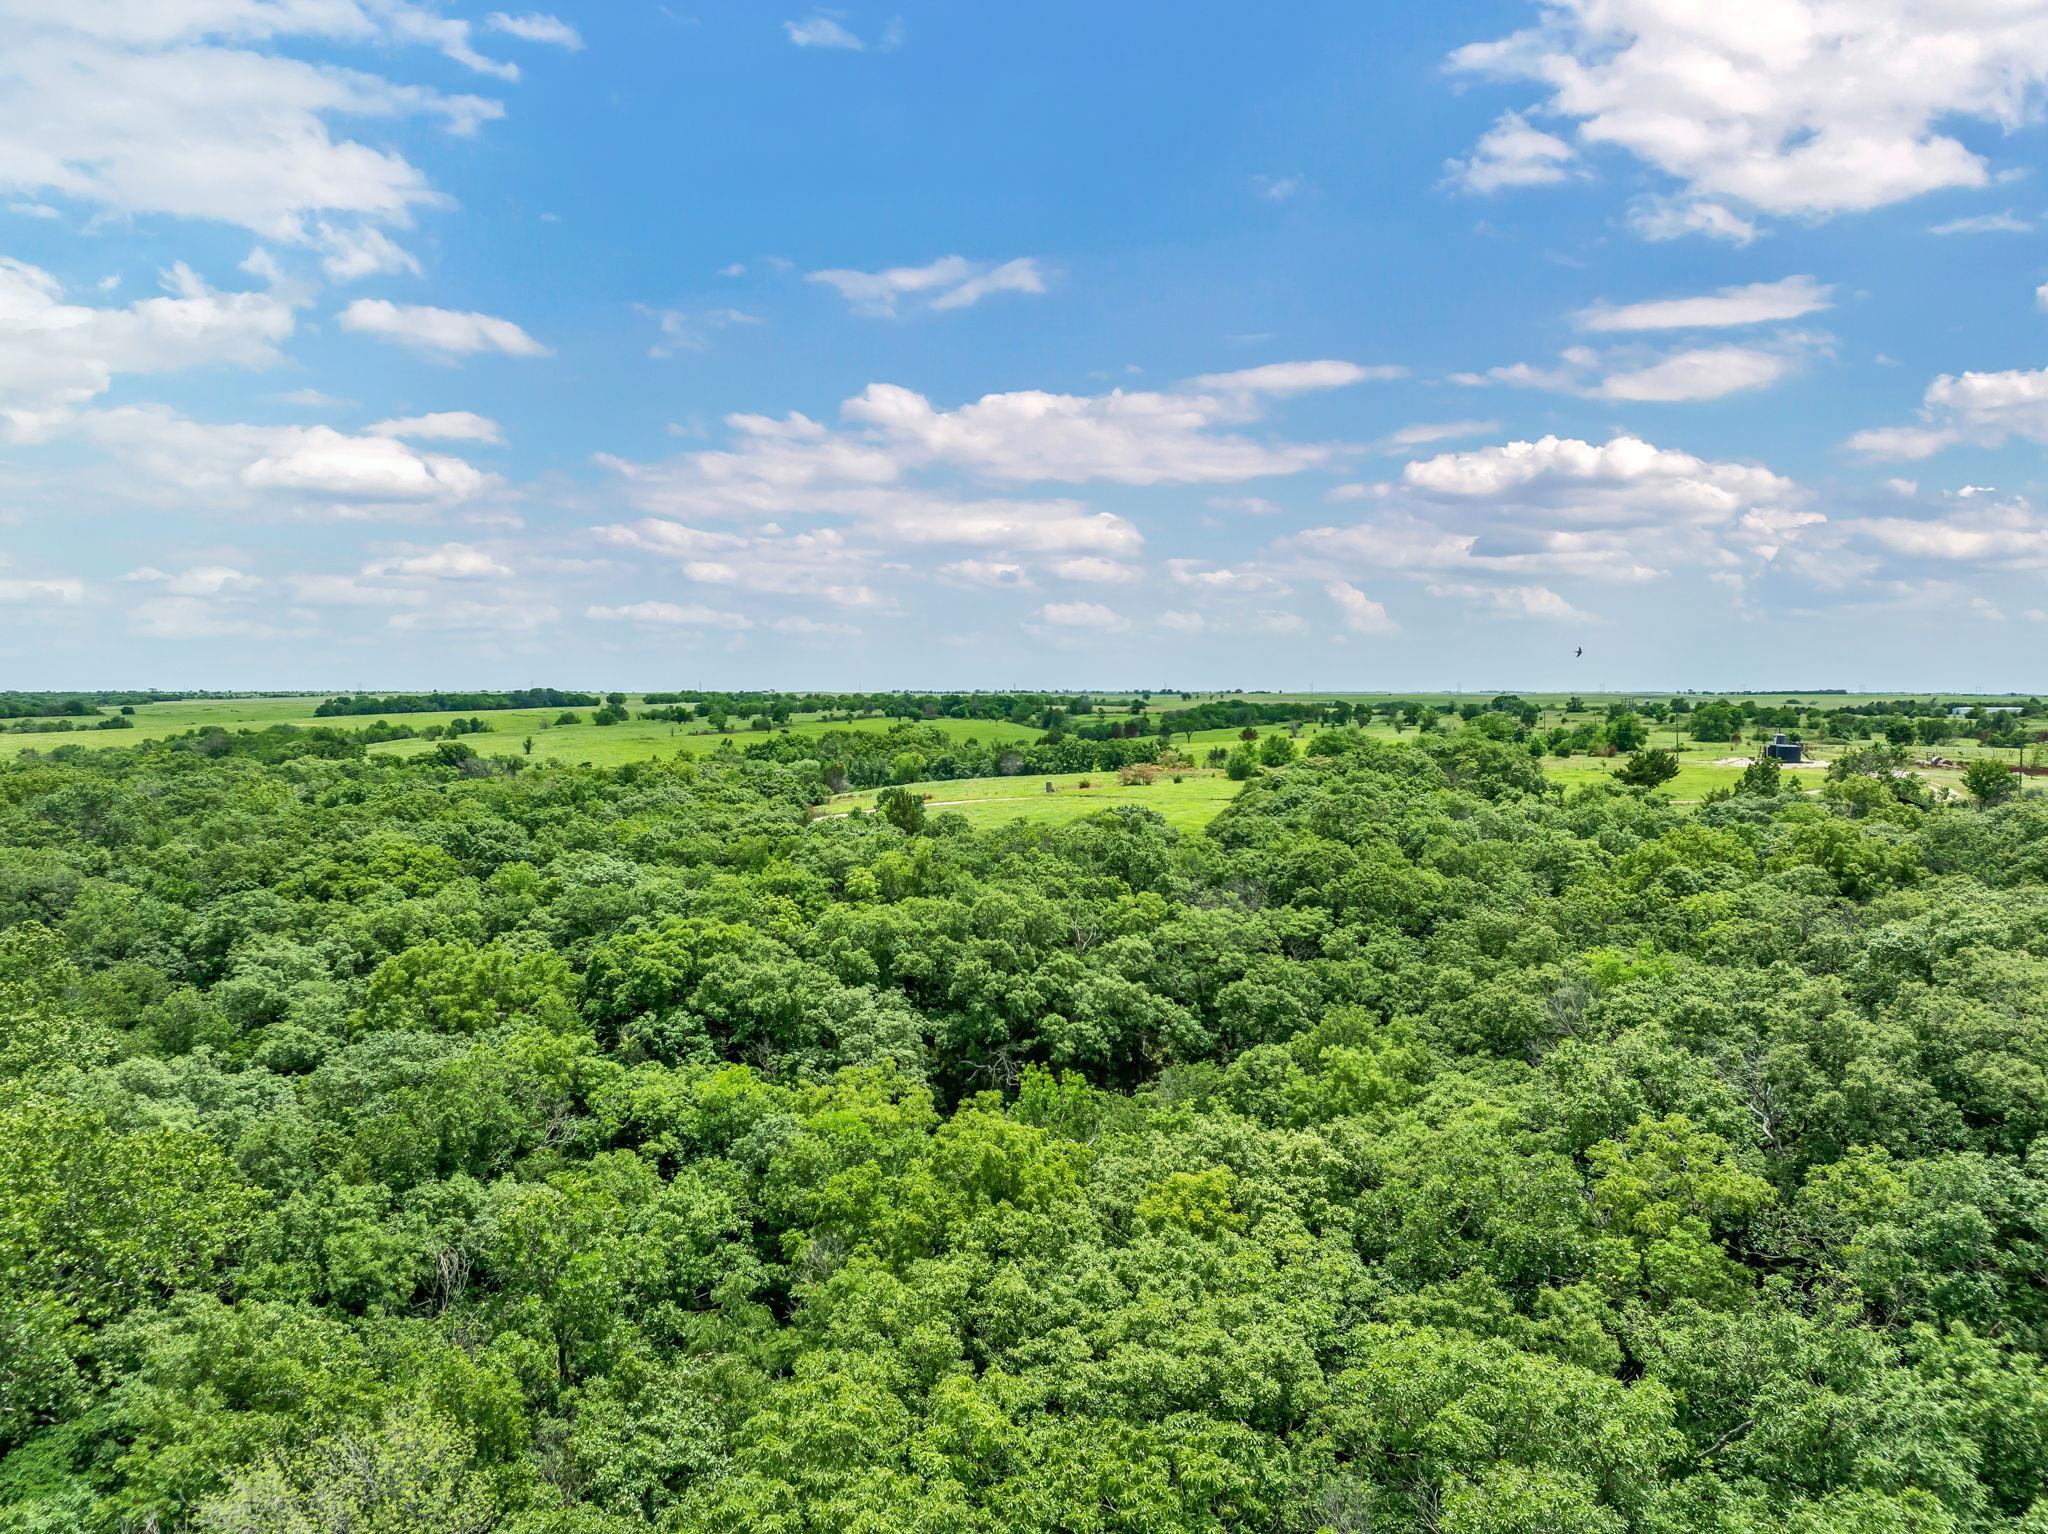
1575,646,1583,659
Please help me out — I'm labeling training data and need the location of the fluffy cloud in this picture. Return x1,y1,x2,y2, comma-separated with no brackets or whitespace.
1471,340,1808,402
600,363,1365,572
1450,0,2048,225
1848,367,2048,458
243,429,492,501
1447,111,1576,193
73,405,497,513
842,376,1350,484
0,6,511,243
1167,560,1288,595
362,543,512,580
1929,210,2033,235
1282,433,1816,609
338,300,550,358
807,256,1046,316
315,225,421,283
860,497,1140,554
590,365,1378,617
784,13,867,49
774,615,861,638
1628,200,1759,245
123,564,258,596
1048,556,1141,584
1035,600,1128,632
0,259,295,437
1401,434,1799,521
1383,420,1500,448
1325,581,1396,634
1426,581,1591,622
938,559,1032,590
487,13,583,49
593,519,887,609
1574,277,1833,331
1592,345,1800,402
367,412,503,443
0,569,84,605
1847,499,2048,567
130,596,280,640
1185,360,1404,394
587,601,751,627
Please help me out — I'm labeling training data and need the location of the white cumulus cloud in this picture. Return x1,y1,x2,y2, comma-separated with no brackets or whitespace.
1575,277,1833,332
338,300,550,358
1325,581,1396,634
1450,0,2048,226
807,255,1046,316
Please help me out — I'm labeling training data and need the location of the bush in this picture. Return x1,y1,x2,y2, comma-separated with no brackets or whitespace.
1612,748,1681,789
876,785,927,832
1964,757,2019,805
1738,756,1782,795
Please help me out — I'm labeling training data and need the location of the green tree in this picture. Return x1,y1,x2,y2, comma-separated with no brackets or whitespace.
876,786,927,832
1612,748,1680,789
1256,732,1296,767
1736,755,1781,795
1606,712,1649,752
1963,757,2019,805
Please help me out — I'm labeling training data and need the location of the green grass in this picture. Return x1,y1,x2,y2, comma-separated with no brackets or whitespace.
0,698,1044,766
5,694,2027,812
370,711,1046,769
825,769,1247,832
1544,755,1754,802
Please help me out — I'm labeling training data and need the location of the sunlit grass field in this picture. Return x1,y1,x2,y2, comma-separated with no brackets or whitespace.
824,769,1246,832
0,697,1044,765
3,694,2030,812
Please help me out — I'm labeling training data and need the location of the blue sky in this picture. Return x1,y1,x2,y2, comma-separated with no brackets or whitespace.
7,1,2048,691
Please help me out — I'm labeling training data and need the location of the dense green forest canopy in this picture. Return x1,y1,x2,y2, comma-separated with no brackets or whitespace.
4,717,2048,1532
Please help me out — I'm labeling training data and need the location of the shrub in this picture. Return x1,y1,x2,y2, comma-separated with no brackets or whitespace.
1964,757,2019,806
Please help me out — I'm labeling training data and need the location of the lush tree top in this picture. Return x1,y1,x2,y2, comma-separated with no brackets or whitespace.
3,722,2048,1531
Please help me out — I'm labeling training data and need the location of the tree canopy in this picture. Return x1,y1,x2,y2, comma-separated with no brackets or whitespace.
2,721,2047,1531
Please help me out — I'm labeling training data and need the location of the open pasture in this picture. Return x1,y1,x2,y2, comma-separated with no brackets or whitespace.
825,768,1246,831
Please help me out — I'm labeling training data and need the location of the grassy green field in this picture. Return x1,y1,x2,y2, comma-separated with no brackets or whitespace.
825,769,1245,831
4,694,2027,814
0,698,1045,766
368,710,1046,768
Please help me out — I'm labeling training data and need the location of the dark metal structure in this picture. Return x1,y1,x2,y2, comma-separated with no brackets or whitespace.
1763,732,1803,764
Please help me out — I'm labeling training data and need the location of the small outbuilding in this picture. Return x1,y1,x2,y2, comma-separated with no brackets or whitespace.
1764,733,1803,764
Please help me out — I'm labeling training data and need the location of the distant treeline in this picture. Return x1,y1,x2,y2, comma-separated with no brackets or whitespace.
738,720,1173,788
1147,699,1330,737
2,715,135,734
313,689,599,717
642,690,1182,723
0,690,245,719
